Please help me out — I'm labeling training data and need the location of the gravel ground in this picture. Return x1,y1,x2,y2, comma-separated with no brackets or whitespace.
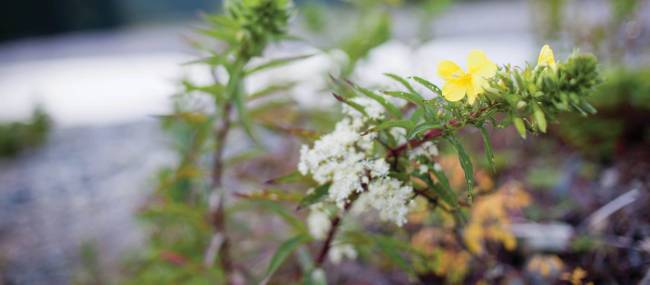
0,120,172,285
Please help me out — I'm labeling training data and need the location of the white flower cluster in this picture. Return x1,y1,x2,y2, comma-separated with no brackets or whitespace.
408,141,442,175
298,97,414,226
307,205,331,240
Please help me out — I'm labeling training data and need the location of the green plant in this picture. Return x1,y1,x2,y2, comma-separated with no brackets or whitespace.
263,46,601,283
0,107,51,157
123,0,308,283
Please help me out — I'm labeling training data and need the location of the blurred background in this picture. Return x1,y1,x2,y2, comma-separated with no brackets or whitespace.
1,0,649,284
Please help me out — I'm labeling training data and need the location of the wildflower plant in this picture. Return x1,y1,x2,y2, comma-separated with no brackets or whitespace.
124,0,314,283
267,45,601,281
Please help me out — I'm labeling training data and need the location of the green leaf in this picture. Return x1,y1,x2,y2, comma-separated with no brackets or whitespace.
411,76,442,95
369,120,415,133
407,122,441,140
382,91,425,106
447,136,474,203
297,183,330,210
332,93,367,117
350,83,402,118
372,235,415,275
233,87,258,144
248,82,296,101
245,54,314,75
196,27,237,44
513,116,527,139
256,200,308,234
384,73,416,94
532,103,547,133
266,170,307,184
204,14,239,29
182,81,224,96
428,168,458,208
262,234,311,284
477,126,495,173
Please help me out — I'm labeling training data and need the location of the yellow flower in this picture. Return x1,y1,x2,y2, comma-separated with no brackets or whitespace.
537,44,556,68
437,50,497,104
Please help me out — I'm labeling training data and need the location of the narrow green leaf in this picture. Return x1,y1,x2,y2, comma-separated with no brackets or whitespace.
263,234,311,284
382,91,425,106
372,235,415,275
182,53,226,66
233,88,258,144
332,93,368,116
430,168,458,208
196,27,237,43
297,183,330,210
407,122,441,140
477,126,495,173
369,120,415,133
513,116,527,139
350,83,402,118
248,82,296,101
245,54,314,75
256,200,308,234
532,103,547,133
447,136,474,203
204,14,239,29
384,73,416,94
411,76,442,95
266,170,306,184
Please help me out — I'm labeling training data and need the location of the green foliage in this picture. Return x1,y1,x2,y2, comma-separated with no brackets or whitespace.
554,67,650,159
0,107,51,157
124,0,302,283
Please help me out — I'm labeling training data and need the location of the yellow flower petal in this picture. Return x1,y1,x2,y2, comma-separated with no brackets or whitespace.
466,84,479,104
437,60,464,81
467,49,497,79
538,44,556,67
441,81,467,102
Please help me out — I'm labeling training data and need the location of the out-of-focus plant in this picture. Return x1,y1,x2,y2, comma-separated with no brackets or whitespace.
553,67,650,159
123,0,309,283
0,107,51,157
259,46,601,283
533,0,645,64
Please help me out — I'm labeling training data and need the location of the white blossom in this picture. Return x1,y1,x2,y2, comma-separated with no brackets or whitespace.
298,96,415,226
307,206,331,240
328,243,357,264
408,141,439,160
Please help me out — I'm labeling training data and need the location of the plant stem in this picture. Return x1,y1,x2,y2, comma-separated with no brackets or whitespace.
314,200,354,267
205,58,247,275
388,105,495,157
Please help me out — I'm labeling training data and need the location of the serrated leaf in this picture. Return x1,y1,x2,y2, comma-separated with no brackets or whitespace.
245,54,313,76
297,183,330,210
429,168,458,208
447,136,474,203
411,76,442,95
384,73,416,93
477,126,495,173
262,234,311,284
